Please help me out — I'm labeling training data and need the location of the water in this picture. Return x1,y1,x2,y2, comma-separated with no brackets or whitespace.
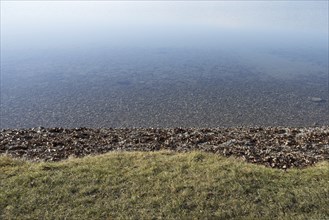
1,46,328,128
1,2,328,128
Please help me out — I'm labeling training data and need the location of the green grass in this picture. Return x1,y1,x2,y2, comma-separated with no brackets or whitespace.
1,151,329,219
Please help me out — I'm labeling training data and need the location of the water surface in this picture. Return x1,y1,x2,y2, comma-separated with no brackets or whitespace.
1,2,328,128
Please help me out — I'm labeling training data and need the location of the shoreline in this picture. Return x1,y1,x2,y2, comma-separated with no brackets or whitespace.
1,126,329,169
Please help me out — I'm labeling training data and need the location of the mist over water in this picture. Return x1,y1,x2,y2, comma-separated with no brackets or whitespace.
1,1,328,128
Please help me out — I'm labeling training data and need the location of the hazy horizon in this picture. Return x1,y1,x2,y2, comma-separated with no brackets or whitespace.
1,1,328,52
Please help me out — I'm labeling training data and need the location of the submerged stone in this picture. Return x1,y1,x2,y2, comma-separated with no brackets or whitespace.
310,97,325,103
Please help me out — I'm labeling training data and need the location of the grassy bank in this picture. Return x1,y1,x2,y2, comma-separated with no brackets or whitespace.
1,151,329,219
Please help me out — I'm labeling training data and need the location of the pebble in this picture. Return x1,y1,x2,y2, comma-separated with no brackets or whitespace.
1,127,329,169
310,97,325,103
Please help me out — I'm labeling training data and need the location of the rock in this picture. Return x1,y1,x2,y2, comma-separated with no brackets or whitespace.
310,97,325,103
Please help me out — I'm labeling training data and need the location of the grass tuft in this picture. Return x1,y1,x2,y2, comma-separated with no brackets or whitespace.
1,151,329,219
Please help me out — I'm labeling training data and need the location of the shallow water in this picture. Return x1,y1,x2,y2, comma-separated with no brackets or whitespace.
1,47,328,128
1,2,328,128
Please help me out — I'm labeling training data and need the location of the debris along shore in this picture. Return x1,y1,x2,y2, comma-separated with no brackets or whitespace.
1,127,329,169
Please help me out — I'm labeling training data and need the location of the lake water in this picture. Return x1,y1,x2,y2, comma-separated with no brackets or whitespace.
1,45,328,128
1,2,328,128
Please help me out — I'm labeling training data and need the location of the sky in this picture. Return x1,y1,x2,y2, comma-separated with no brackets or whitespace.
1,1,328,51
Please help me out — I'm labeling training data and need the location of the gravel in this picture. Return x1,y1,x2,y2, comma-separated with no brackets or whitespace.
1,127,328,169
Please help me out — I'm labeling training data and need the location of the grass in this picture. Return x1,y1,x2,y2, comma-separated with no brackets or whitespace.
1,151,329,219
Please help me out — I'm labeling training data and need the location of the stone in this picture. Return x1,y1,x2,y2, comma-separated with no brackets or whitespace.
1,127,328,169
310,97,325,103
